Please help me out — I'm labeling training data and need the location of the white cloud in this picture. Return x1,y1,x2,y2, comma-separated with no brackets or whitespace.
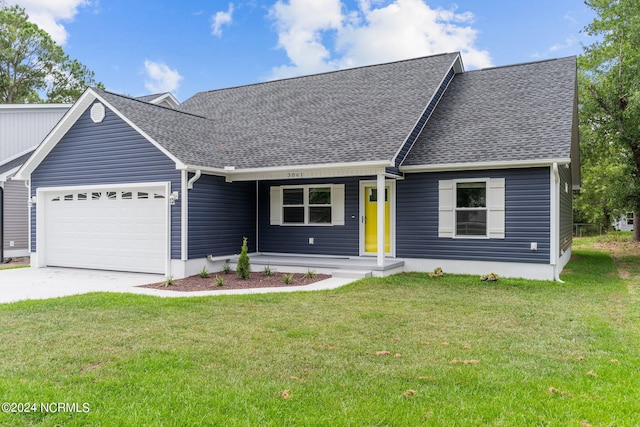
212,3,234,37
143,60,183,93
269,0,344,78
268,0,492,79
11,0,90,45
549,36,576,52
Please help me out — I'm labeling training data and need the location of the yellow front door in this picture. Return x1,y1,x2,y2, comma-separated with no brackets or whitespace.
364,186,390,253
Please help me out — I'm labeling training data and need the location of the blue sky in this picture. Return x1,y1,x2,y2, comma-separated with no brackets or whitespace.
11,0,595,101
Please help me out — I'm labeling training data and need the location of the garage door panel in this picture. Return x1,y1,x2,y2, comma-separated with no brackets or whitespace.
43,185,168,274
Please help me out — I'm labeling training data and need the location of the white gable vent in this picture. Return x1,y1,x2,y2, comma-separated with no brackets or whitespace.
90,102,106,123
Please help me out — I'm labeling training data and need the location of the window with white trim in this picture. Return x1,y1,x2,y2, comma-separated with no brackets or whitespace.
438,178,505,239
270,184,345,226
455,181,487,236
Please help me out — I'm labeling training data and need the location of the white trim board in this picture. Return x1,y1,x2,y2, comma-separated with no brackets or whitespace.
402,258,558,281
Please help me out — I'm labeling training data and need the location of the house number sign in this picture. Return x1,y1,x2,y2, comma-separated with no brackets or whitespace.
286,172,304,178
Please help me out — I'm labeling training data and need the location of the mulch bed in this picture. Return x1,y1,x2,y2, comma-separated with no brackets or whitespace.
140,271,331,292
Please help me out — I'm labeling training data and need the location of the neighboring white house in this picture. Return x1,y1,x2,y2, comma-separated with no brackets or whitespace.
0,104,71,259
613,213,634,232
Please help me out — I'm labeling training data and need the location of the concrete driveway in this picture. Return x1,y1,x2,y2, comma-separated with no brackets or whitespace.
0,267,163,304
0,267,354,304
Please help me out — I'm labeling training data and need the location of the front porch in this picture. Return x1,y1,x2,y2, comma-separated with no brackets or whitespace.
227,253,405,279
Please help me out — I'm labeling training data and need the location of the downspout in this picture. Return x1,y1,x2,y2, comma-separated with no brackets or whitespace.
187,169,202,189
181,169,202,268
551,163,564,283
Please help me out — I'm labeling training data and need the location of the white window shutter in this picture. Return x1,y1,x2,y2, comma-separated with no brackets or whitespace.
438,180,454,238
270,187,281,225
488,178,505,239
332,184,345,225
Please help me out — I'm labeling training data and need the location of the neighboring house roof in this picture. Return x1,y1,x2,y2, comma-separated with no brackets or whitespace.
136,92,180,109
0,151,33,181
403,57,578,169
15,52,579,181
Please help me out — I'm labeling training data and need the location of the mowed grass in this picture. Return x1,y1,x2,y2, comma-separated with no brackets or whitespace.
1,238,639,426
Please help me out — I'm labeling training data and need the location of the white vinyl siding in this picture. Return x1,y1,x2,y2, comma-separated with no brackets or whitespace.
438,178,505,239
269,184,345,226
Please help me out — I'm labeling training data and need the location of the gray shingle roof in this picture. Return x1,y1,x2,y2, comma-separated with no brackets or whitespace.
96,54,576,172
0,151,33,176
178,53,460,169
403,56,577,167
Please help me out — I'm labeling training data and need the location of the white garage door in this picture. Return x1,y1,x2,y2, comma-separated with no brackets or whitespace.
42,184,168,274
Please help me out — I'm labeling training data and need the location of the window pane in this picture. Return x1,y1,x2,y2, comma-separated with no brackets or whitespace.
283,206,304,223
368,188,388,203
456,210,487,236
309,187,331,204
457,182,486,208
283,188,304,205
309,207,331,223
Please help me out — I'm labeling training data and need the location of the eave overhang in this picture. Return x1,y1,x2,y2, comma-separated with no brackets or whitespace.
400,158,572,173
180,160,394,182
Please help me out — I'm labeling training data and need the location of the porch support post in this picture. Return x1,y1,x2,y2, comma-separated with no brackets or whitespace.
376,173,385,267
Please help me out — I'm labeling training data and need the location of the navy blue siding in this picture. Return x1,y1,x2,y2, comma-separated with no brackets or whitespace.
397,168,551,263
559,165,573,253
188,174,256,258
258,177,360,256
30,104,182,258
395,68,455,167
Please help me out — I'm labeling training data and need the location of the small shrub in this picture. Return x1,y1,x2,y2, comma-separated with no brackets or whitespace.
263,264,273,277
283,273,294,285
304,268,316,279
480,272,499,282
163,276,174,287
215,275,224,287
199,266,210,278
236,237,251,280
222,263,231,274
429,267,444,278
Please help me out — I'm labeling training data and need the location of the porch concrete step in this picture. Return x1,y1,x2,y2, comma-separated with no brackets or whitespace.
331,270,372,279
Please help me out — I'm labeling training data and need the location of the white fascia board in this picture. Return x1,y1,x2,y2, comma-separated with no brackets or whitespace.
181,161,392,182
13,89,97,181
400,158,571,173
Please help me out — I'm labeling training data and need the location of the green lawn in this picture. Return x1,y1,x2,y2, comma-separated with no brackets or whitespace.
1,237,639,426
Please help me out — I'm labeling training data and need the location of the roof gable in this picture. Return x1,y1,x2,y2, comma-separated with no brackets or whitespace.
403,57,578,169
14,89,189,180
136,92,180,109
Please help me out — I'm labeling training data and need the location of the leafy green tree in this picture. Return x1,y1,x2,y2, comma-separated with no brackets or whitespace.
0,4,101,103
574,110,630,230
581,0,640,240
